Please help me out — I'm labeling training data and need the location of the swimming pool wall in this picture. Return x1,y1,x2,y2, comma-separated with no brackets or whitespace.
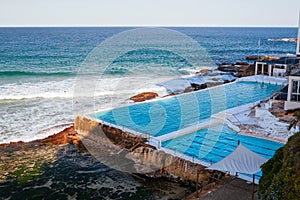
74,115,220,185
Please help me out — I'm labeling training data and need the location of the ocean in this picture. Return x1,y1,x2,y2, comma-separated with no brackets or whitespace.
0,27,298,143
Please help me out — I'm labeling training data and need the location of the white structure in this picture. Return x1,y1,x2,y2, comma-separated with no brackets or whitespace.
207,143,268,186
255,14,300,77
254,62,268,75
284,13,300,110
285,74,300,110
273,64,288,77
255,62,287,77
297,12,300,57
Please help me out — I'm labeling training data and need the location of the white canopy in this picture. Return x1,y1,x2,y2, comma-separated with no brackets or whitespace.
207,144,267,175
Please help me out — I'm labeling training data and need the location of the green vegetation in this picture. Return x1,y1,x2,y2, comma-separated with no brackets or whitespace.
8,161,44,184
45,141,53,146
259,132,300,199
293,110,300,120
0,146,58,185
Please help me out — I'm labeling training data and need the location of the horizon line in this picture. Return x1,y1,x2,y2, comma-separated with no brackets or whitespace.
0,25,298,28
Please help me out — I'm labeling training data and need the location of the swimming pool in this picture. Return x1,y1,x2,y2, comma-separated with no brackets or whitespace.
162,124,283,163
162,124,284,178
94,81,283,137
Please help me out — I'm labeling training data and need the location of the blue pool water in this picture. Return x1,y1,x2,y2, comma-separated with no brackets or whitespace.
162,124,283,163
162,124,284,178
94,81,283,137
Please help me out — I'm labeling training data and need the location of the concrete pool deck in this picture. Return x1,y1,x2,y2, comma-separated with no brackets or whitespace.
237,74,287,85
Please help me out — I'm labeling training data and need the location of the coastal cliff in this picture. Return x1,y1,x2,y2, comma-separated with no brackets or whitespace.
259,131,300,199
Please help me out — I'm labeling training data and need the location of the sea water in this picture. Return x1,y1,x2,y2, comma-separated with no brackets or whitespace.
0,27,297,143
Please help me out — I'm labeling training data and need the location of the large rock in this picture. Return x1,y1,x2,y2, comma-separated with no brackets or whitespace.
235,64,255,77
235,62,249,66
129,92,159,102
195,69,212,75
183,83,208,93
162,93,175,98
218,64,237,72
261,55,280,61
191,83,207,91
246,56,259,61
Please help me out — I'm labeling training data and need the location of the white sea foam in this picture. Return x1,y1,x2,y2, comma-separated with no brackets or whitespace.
0,124,73,144
179,66,216,75
0,75,173,143
267,38,297,42
0,78,75,100
0,76,172,100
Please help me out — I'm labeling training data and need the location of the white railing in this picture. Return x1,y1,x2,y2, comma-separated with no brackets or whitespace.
160,147,210,167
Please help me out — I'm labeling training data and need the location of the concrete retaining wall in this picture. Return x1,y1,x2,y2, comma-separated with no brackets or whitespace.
74,116,219,185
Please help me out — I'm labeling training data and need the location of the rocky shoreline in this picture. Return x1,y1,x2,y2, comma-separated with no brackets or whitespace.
128,63,254,103
0,126,81,184
0,126,197,199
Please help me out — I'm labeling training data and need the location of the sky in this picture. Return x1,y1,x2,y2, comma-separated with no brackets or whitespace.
0,0,300,27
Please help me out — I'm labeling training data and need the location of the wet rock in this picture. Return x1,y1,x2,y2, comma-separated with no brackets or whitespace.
190,83,207,91
9,141,25,145
195,69,212,75
162,93,175,98
40,126,80,146
261,55,280,61
183,87,194,93
217,64,237,72
206,82,223,88
223,79,233,84
220,62,233,66
235,64,255,77
129,92,158,102
246,56,259,61
235,62,249,66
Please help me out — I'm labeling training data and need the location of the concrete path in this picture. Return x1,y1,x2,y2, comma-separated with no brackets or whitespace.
186,177,258,200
